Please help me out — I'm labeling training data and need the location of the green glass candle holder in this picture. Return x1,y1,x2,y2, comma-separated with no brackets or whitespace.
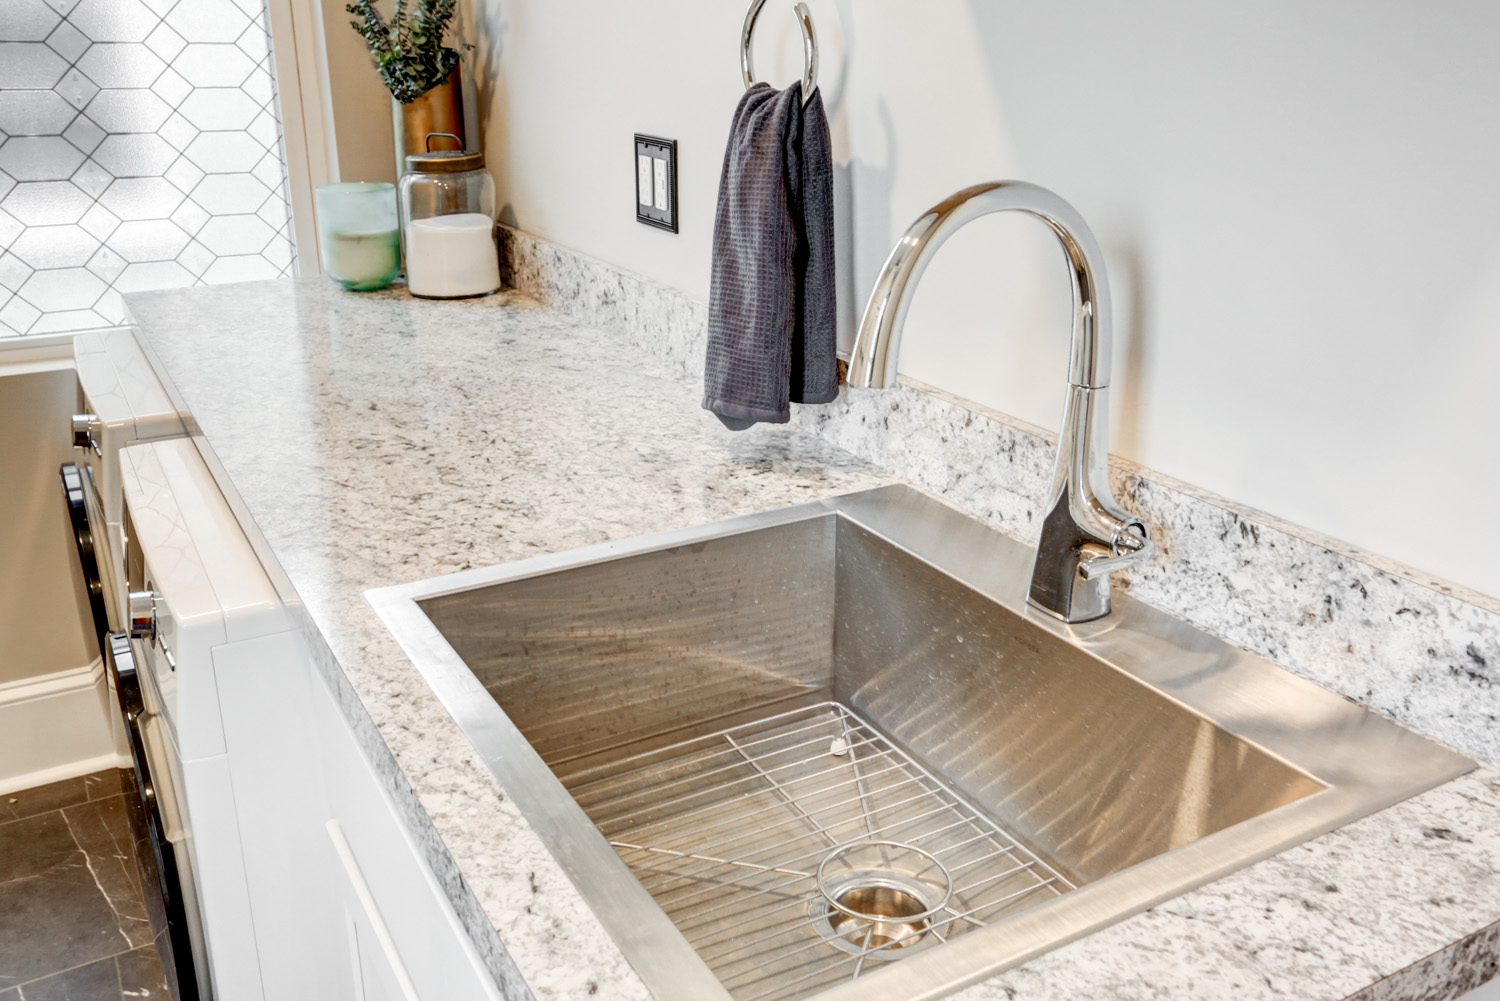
315,182,401,291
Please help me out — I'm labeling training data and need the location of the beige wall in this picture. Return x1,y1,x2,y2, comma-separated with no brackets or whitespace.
317,0,487,182
321,0,398,183
462,0,1500,600
0,364,97,685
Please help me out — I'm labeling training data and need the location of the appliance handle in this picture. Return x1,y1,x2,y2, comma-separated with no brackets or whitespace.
59,462,111,654
123,706,202,1001
106,631,144,717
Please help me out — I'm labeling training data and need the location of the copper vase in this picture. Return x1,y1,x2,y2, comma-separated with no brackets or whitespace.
394,66,465,174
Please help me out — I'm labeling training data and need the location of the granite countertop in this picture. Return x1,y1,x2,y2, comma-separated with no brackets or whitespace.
124,278,1500,1001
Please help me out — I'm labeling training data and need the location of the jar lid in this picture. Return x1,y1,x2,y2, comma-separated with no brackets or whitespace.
406,148,485,174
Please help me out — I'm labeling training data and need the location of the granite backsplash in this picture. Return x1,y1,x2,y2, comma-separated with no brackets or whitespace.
499,226,1500,766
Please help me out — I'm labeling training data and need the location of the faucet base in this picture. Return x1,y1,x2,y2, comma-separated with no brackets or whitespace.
1028,492,1115,622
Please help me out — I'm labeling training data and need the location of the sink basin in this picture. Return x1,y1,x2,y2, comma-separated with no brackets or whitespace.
369,485,1473,1001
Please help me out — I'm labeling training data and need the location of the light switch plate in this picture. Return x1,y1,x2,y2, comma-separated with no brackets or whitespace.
634,134,677,233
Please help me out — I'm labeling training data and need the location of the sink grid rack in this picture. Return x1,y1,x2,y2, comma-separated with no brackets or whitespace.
568,701,1074,1001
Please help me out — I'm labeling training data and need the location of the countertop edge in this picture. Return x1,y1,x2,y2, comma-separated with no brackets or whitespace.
120,281,1500,1001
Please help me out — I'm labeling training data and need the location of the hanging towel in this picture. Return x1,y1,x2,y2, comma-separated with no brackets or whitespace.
703,81,838,430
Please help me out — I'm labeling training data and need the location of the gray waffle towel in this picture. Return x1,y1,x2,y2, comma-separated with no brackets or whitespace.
703,81,838,430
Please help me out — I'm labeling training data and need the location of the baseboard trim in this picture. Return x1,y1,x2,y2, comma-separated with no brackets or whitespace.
0,659,104,703
0,657,127,796
0,753,128,797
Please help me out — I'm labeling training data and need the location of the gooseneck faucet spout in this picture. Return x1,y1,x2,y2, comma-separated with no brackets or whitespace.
848,181,1154,623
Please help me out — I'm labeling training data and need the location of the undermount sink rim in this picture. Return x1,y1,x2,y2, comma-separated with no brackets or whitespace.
366,484,1475,1001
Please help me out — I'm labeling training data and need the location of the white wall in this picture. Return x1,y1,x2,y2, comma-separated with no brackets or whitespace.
466,0,1500,600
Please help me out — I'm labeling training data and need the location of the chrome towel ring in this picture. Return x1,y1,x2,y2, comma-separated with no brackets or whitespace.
740,0,818,106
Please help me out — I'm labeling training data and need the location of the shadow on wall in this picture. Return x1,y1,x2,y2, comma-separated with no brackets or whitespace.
833,97,896,356
470,0,508,190
824,0,887,354
1109,242,1151,459
962,0,1153,450
472,3,515,233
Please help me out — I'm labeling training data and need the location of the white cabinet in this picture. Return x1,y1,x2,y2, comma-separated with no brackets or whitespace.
207,626,504,1001
328,820,423,1001
307,661,505,1001
119,433,504,1001
211,631,347,1001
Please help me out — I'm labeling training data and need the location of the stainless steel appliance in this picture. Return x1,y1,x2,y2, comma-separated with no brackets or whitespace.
62,464,204,1001
60,328,202,1000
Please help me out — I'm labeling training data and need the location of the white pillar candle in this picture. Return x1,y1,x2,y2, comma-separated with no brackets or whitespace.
405,213,500,298
326,228,400,290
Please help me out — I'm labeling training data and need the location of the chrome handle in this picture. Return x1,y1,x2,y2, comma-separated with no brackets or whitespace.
127,589,158,640
1078,521,1154,581
106,631,144,717
740,0,818,105
71,413,100,454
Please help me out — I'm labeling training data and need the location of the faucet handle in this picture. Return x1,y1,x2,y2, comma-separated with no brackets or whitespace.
1078,519,1154,581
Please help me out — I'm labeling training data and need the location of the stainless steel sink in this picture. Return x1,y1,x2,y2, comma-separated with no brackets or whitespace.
368,485,1473,1001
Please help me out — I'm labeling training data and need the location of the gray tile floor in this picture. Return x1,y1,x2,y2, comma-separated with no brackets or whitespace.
0,770,169,1000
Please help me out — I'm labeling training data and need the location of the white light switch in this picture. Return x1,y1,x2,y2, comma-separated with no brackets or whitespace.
653,158,668,211
638,155,653,207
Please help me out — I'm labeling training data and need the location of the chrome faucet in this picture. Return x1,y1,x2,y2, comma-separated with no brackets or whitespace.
848,180,1154,623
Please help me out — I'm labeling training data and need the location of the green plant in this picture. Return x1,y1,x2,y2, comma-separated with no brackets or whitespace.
346,0,462,104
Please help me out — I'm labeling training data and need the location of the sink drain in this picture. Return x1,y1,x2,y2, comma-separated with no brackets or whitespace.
812,840,953,960
826,882,931,952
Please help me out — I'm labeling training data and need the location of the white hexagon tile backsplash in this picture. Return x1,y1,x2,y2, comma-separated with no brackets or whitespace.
0,0,297,335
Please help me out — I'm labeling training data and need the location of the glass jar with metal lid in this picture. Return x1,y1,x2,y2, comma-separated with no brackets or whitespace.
398,133,501,299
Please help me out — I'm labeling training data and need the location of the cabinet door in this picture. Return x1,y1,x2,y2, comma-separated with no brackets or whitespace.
310,671,506,1001
210,625,504,1001
329,820,421,1001
213,631,350,1001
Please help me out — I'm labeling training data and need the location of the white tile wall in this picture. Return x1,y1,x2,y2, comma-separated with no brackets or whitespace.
0,0,296,336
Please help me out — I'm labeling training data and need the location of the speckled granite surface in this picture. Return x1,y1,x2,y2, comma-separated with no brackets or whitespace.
501,227,1500,768
124,275,1500,1001
125,281,885,1001
950,769,1500,1001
